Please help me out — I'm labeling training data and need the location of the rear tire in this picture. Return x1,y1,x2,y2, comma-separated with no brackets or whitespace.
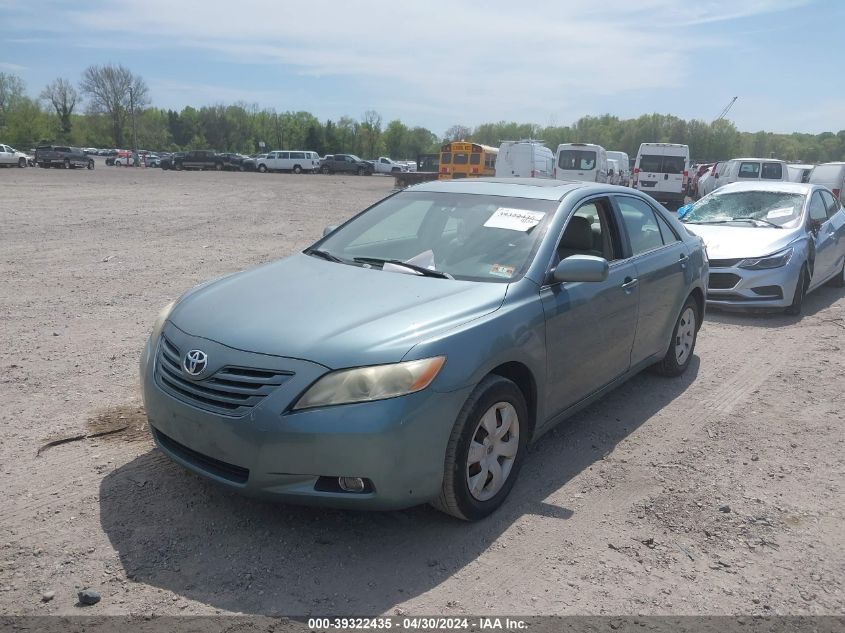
63,158,70,169
175,163,183,171
321,166,330,175
652,296,699,377
87,160,95,170
785,264,809,315
431,375,528,521
215,162,223,171
293,165,302,174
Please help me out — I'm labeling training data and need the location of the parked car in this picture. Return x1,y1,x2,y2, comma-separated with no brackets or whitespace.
257,150,321,173
370,156,408,174
607,151,631,186
319,153,374,175
112,150,133,166
713,158,789,190
697,162,725,199
689,163,714,198
172,150,225,171
787,163,814,184
808,162,845,205
495,141,554,179
216,153,247,171
35,145,94,169
140,178,707,520
679,182,845,313
145,154,162,168
553,143,608,182
0,144,32,168
633,143,690,208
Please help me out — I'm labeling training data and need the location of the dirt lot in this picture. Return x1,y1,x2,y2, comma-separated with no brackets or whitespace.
0,164,843,617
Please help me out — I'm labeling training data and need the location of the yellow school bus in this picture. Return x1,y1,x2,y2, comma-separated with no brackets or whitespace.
439,141,498,180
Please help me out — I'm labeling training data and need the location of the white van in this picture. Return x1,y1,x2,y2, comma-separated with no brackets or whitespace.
257,150,321,173
809,162,845,205
553,142,607,182
633,143,689,206
606,150,631,185
715,158,789,189
495,140,554,178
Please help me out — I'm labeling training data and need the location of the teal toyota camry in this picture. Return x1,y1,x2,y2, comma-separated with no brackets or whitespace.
140,178,707,520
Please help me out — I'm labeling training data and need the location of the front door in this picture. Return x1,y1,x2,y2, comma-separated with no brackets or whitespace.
809,190,839,284
541,197,639,420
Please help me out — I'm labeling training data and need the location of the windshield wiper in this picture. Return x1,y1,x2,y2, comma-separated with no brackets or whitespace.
353,256,453,279
306,249,344,262
733,216,783,228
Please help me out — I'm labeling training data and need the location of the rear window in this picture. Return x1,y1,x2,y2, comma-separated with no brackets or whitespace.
638,154,685,174
453,153,469,165
558,150,596,170
761,163,783,179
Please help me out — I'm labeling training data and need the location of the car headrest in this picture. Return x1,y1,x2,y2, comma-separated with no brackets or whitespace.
560,216,594,251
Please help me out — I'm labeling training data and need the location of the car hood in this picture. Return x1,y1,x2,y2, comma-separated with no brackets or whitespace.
168,253,508,369
684,224,801,259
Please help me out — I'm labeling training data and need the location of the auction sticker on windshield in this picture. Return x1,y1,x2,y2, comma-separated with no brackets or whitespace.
483,208,545,231
489,263,515,278
767,207,795,219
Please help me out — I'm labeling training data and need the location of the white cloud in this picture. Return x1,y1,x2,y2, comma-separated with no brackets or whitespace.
0,61,28,71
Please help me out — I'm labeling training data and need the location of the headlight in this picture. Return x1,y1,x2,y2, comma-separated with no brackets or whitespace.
738,247,793,270
292,356,446,410
151,300,175,339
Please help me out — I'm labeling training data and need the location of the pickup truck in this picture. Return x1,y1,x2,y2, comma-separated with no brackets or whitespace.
172,150,226,171
0,144,32,168
370,156,407,174
319,154,374,175
35,145,94,169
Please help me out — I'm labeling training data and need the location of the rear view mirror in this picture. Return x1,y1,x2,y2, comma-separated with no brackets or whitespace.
553,255,609,283
322,225,338,237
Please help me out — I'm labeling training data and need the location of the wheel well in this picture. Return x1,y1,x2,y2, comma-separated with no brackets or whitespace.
689,287,704,330
488,362,537,441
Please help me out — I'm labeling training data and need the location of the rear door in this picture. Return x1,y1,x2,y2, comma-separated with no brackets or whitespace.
0,145,12,165
656,153,686,197
614,195,689,364
637,150,664,192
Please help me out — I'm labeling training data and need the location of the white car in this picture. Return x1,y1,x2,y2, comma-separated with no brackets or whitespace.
809,162,845,205
553,142,608,182
371,156,407,174
257,150,321,174
0,144,31,168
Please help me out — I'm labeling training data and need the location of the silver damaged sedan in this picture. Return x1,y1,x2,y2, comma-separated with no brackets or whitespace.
680,182,845,313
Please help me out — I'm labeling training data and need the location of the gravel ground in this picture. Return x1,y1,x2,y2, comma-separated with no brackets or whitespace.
0,164,843,617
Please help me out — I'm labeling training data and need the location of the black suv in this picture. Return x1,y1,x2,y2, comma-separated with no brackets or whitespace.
320,154,374,175
172,150,225,171
35,145,94,169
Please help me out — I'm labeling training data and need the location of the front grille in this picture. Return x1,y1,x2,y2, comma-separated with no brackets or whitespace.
154,427,249,484
708,272,741,290
155,336,293,416
708,258,741,268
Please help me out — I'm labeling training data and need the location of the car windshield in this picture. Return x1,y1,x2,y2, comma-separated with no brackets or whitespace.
348,155,363,162
682,190,805,228
313,191,557,282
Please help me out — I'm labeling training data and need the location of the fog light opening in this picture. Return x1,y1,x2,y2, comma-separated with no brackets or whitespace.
338,476,366,493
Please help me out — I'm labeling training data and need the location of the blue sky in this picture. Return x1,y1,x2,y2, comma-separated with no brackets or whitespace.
1,0,843,135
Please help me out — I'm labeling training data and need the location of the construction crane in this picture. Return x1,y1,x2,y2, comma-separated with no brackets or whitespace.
714,96,738,122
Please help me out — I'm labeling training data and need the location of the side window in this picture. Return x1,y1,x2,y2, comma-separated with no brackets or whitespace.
470,153,481,165
279,152,290,160
819,190,840,219
738,162,761,179
761,162,783,179
616,197,664,256
556,198,621,264
808,192,828,222
291,152,305,159
655,211,680,244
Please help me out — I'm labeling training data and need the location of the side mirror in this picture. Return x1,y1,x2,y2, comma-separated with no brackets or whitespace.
552,255,609,283
322,225,338,237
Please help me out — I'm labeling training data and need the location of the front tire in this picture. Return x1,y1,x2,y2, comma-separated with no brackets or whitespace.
87,160,94,170
258,164,267,173
63,158,70,169
785,264,809,315
431,375,528,521
321,166,330,175
293,165,302,174
215,162,223,171
18,158,26,168
653,296,699,377
356,167,364,176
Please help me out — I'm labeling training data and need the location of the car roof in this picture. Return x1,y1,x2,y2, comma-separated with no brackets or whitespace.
728,157,786,162
408,178,595,201
716,181,815,194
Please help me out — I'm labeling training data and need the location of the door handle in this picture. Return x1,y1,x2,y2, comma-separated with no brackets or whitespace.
621,277,639,291
679,253,688,268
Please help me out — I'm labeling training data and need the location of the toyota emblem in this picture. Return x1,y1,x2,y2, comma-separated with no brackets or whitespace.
183,349,208,376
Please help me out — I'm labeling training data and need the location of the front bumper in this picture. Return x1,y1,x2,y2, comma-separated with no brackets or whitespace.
140,330,470,510
705,257,802,309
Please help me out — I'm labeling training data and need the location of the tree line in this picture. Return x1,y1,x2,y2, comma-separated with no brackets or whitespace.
2,65,844,164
